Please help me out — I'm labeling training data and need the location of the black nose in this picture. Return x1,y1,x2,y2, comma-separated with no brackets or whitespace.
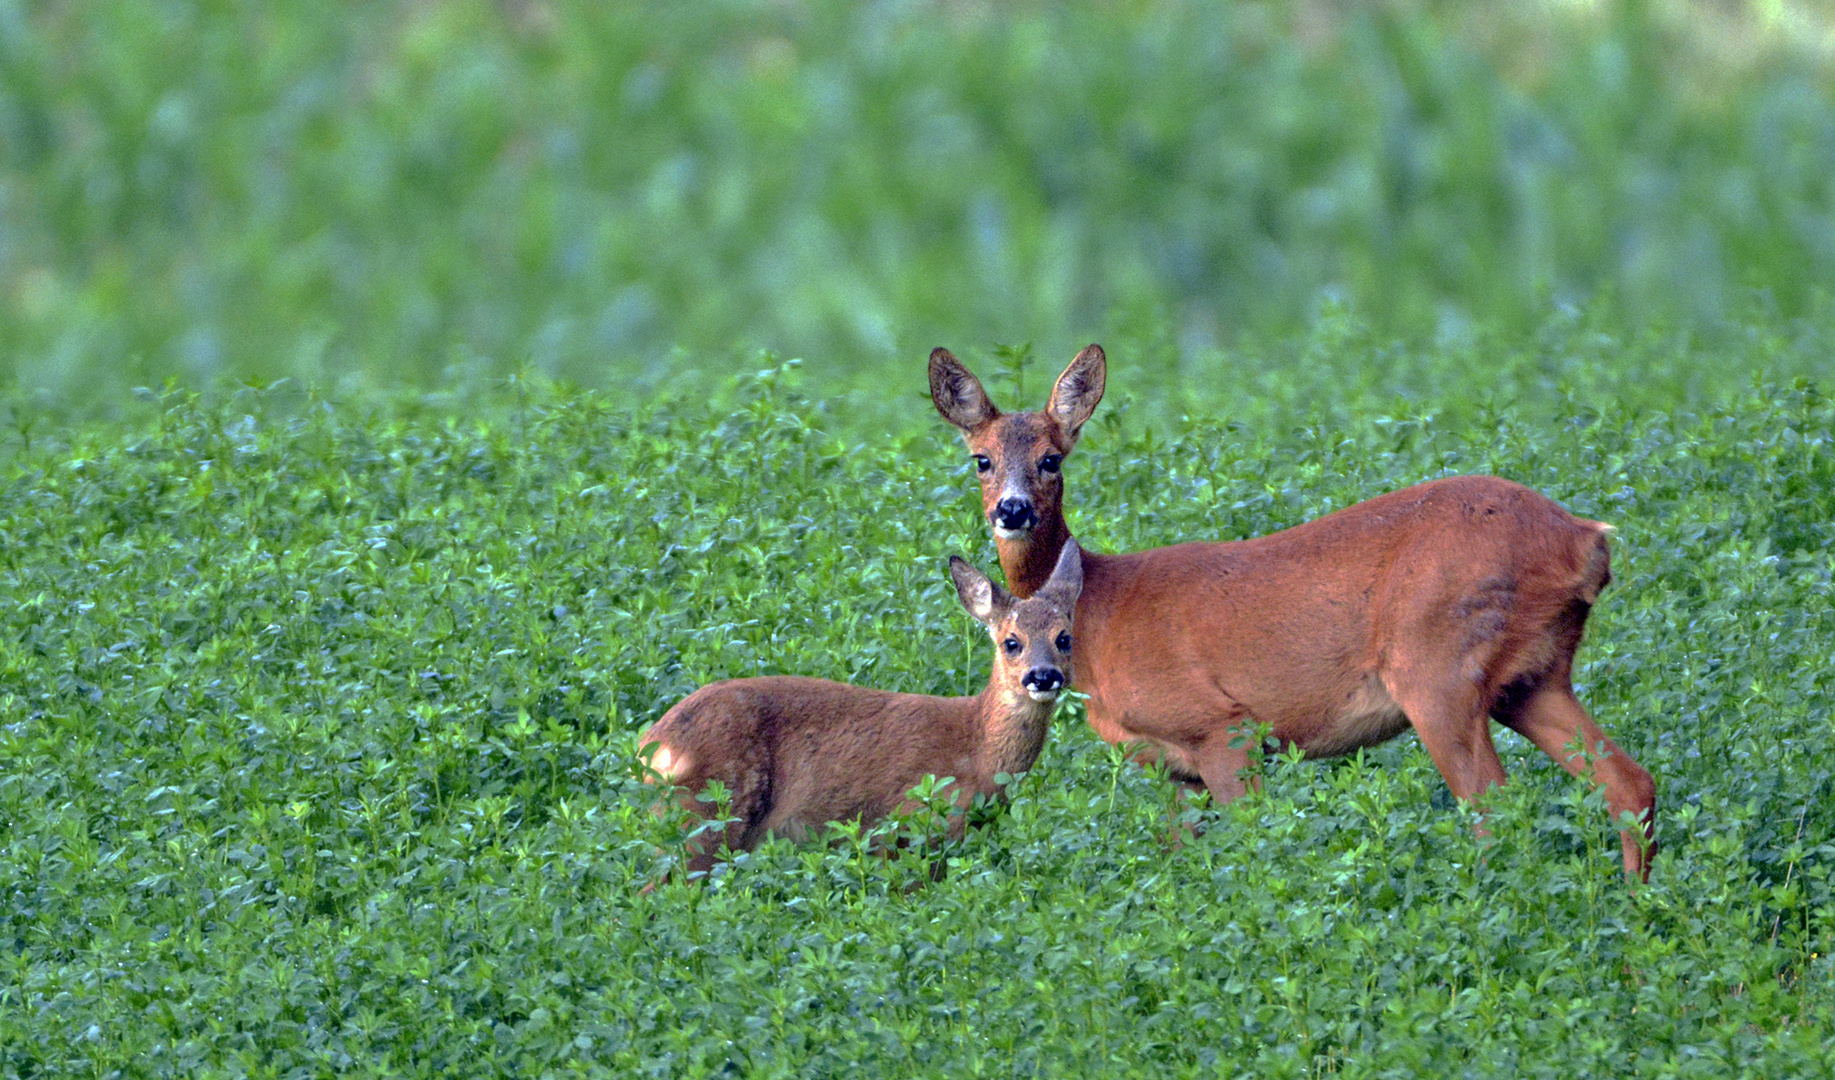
1022,667,1063,694
993,497,1036,531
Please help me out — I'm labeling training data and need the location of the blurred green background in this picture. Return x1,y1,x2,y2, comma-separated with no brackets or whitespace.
3,0,1833,412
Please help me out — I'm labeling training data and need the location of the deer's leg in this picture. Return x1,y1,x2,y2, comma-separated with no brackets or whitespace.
1147,718,1263,848
683,829,728,878
1496,682,1656,879
1087,701,1220,845
676,788,739,880
1387,675,1511,814
638,785,727,893
1192,735,1255,805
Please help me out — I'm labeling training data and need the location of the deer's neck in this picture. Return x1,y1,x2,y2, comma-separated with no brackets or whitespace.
998,514,1072,599
972,684,1055,782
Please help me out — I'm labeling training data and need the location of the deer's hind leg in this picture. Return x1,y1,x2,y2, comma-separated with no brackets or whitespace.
1495,680,1656,879
644,753,776,888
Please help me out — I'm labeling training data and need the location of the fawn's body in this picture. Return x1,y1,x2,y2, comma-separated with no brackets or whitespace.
641,544,1082,882
930,345,1657,877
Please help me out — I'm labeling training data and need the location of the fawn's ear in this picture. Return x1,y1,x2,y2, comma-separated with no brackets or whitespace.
1034,539,1084,615
949,556,1012,626
930,348,1001,433
1045,344,1106,444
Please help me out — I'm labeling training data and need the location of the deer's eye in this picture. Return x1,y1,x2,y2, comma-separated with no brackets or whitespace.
974,455,992,473
1055,632,1072,653
1003,637,1022,655
1038,454,1062,474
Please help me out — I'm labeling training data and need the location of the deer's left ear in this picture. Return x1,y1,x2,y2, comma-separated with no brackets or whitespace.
949,556,1011,625
1046,344,1106,443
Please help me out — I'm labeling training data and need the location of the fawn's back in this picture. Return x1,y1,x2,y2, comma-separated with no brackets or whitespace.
646,676,987,845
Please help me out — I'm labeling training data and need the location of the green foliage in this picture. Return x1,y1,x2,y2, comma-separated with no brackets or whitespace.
1,359,1831,1075
4,0,1834,405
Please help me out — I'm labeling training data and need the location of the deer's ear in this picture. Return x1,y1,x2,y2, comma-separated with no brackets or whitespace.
1045,344,1106,443
949,556,1011,625
930,348,1000,433
1034,539,1084,614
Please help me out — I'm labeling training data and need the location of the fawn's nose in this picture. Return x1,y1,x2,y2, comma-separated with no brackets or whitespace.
1022,666,1064,700
992,496,1036,532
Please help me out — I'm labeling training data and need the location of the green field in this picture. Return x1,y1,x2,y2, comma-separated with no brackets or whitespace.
3,361,1832,1075
4,0,1835,1075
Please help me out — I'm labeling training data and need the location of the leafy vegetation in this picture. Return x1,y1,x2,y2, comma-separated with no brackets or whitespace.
2,352,1830,1075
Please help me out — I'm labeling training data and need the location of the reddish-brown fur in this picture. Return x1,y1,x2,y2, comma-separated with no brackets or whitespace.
639,545,1082,884
930,344,1657,878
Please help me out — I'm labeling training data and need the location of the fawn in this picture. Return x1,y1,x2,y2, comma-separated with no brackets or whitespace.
640,542,1082,883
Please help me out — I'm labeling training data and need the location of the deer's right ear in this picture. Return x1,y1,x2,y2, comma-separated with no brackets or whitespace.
930,348,1000,433
1035,539,1085,614
1046,344,1106,443
949,556,1010,625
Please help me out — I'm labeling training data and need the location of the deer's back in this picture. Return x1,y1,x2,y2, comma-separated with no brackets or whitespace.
1072,475,1611,755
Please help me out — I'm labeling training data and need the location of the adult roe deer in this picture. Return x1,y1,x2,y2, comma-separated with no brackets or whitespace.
639,543,1082,884
929,344,1656,878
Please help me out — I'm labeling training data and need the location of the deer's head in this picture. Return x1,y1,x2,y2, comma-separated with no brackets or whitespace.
929,345,1106,540
949,540,1082,702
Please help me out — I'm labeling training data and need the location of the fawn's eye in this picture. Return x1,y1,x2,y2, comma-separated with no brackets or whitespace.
974,455,992,473
1055,632,1072,653
1038,454,1062,474
1003,636,1022,655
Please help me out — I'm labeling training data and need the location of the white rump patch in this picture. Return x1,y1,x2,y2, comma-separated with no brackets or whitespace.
649,744,690,780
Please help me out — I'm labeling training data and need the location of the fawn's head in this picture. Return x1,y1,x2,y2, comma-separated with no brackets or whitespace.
929,345,1106,539
949,541,1083,702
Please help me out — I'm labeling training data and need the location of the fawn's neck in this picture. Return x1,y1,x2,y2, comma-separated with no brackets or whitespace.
971,683,1056,782
997,515,1071,599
